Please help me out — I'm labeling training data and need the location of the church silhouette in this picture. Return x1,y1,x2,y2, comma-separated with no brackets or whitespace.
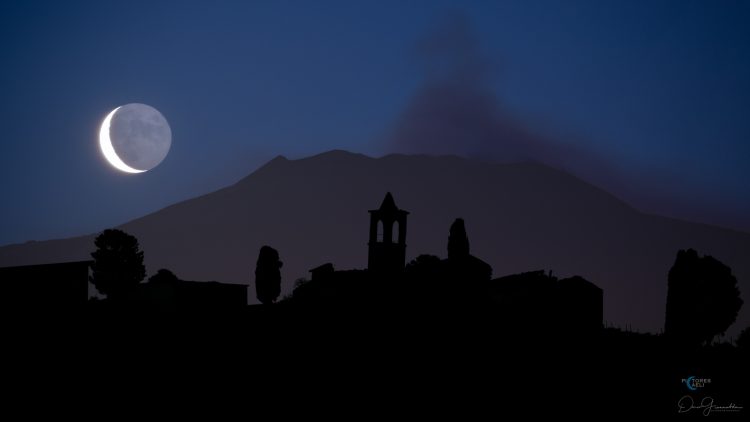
368,192,409,276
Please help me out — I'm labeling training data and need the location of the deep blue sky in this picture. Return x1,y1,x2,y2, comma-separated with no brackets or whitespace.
1,0,748,246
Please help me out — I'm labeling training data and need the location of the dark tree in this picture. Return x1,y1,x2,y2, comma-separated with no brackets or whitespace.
405,254,443,278
255,245,283,305
665,249,743,346
149,269,179,284
448,218,469,260
736,326,750,350
446,218,491,283
89,229,146,301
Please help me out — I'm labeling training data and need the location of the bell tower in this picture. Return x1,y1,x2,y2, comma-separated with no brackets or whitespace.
368,192,408,275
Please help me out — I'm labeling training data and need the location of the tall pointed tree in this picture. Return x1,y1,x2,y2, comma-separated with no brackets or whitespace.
448,218,470,260
255,245,283,305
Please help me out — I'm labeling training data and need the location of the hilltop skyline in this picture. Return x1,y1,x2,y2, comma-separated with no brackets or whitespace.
1,150,748,337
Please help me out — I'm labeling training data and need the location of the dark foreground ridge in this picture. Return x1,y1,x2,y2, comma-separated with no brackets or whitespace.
62,305,748,417
2,193,748,417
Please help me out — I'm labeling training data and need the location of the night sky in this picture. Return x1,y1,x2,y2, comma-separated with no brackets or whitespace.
1,0,748,246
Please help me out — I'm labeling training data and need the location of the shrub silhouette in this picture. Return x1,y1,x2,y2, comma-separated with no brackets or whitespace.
89,229,146,301
665,249,743,346
405,254,442,279
255,245,283,305
149,269,179,284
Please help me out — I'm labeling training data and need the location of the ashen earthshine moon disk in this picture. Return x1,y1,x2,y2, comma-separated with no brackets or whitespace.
99,103,171,173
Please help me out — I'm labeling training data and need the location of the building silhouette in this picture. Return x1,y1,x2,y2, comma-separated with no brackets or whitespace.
309,263,334,282
0,260,91,310
489,270,603,332
367,192,408,276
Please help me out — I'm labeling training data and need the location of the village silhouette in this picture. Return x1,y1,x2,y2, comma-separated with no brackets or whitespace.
0,192,747,415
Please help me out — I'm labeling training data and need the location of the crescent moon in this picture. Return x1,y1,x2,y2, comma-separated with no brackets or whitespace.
99,107,146,174
686,376,696,391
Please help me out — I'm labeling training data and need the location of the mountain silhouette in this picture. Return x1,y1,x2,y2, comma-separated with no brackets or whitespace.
0,150,748,335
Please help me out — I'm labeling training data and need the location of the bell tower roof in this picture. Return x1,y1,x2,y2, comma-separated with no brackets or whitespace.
369,192,409,215
380,192,397,211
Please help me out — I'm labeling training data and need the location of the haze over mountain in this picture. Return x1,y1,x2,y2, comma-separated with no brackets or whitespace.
1,150,748,335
